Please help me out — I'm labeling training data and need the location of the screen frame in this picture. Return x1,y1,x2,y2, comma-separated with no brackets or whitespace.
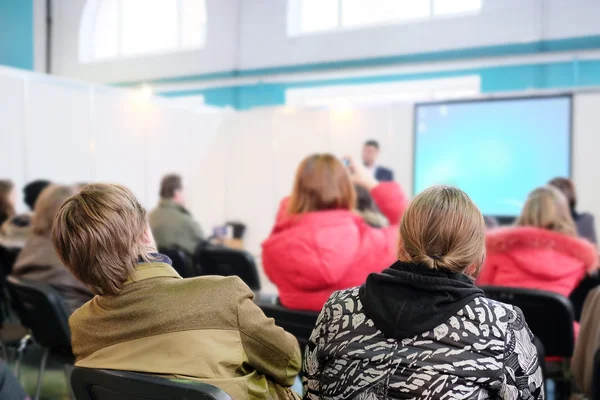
412,93,574,221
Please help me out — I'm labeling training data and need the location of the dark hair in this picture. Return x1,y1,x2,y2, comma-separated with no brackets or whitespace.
548,177,576,209
23,180,51,211
159,174,182,199
0,180,15,225
364,139,380,150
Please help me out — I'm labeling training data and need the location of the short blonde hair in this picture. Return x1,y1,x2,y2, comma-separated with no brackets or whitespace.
52,184,152,295
33,185,76,236
288,154,356,214
399,186,485,275
516,185,577,236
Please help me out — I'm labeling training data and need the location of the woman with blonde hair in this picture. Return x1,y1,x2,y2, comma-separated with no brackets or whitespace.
303,186,543,399
477,185,597,297
12,184,93,313
262,154,408,311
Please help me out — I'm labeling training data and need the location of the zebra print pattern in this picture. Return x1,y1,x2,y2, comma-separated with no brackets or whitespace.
303,287,544,399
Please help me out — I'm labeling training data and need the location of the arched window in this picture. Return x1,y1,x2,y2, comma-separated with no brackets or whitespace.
80,0,207,63
287,0,482,36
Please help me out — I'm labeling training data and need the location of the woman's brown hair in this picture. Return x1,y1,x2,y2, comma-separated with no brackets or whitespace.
288,154,356,214
32,184,76,235
516,185,577,236
0,180,15,224
548,177,577,209
52,184,154,295
398,186,486,276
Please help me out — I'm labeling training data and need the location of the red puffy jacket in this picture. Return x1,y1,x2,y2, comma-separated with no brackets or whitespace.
262,182,408,312
477,226,598,297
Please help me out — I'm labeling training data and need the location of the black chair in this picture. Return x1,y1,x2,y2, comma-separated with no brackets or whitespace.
71,367,232,400
0,245,20,276
258,301,319,350
6,276,74,400
481,286,575,358
159,247,196,278
570,271,600,321
195,245,261,291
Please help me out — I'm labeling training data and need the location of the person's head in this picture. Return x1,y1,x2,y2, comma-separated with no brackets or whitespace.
362,139,380,168
32,184,76,236
516,185,577,236
548,177,577,210
0,180,16,222
288,154,356,214
398,186,486,277
355,184,376,212
23,180,51,211
52,184,156,295
159,174,185,206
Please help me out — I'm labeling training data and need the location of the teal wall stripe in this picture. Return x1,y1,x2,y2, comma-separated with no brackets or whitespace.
0,0,33,70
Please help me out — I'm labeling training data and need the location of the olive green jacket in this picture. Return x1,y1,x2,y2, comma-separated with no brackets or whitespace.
70,261,301,399
149,199,204,255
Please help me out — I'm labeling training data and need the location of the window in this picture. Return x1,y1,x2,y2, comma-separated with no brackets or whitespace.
287,0,482,36
285,76,481,107
80,0,207,63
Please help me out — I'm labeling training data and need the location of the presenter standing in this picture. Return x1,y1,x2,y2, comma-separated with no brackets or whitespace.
362,139,394,182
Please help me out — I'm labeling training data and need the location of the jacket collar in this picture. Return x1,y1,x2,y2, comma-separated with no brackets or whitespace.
486,226,597,268
124,254,181,285
158,198,190,215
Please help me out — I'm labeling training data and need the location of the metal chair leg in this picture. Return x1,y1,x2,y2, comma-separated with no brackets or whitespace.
14,333,31,379
34,348,49,400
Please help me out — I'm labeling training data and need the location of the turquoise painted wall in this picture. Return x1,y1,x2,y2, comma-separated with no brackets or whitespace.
0,0,33,70
155,35,600,110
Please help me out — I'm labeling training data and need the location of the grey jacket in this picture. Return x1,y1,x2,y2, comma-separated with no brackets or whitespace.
149,199,204,255
574,211,597,244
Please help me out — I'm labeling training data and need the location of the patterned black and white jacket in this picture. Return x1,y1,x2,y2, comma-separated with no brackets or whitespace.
303,261,544,399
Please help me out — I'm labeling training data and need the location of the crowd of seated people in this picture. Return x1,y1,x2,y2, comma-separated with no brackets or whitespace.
2,161,600,398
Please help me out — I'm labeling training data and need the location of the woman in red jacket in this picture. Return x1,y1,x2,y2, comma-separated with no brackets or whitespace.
477,185,597,297
262,154,408,311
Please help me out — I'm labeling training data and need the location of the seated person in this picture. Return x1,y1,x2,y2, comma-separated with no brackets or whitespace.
0,180,51,248
477,185,597,297
354,184,388,228
149,174,204,255
549,177,597,244
573,287,600,398
12,185,93,314
52,184,301,399
262,154,408,312
303,186,543,399
0,180,15,226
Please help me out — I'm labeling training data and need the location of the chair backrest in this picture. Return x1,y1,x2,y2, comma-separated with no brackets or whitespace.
158,247,196,278
481,286,575,357
195,245,261,291
71,367,232,400
6,276,72,352
258,302,319,349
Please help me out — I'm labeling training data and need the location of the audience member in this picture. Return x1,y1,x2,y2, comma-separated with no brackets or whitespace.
53,184,301,399
149,174,204,255
354,184,388,227
262,154,408,311
572,286,600,398
303,186,543,399
477,185,597,297
12,184,93,314
0,180,15,226
362,139,394,181
549,177,597,244
0,179,51,248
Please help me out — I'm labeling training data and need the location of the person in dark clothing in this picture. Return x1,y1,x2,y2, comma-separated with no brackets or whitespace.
303,185,543,400
549,177,596,244
362,140,394,182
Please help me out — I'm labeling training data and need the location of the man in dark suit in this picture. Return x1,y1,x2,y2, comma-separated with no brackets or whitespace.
362,139,394,182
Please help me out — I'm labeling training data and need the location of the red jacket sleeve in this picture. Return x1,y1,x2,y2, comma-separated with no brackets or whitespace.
476,252,509,286
370,182,409,226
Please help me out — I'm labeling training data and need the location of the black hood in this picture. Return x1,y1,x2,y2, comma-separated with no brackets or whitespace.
359,261,484,340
